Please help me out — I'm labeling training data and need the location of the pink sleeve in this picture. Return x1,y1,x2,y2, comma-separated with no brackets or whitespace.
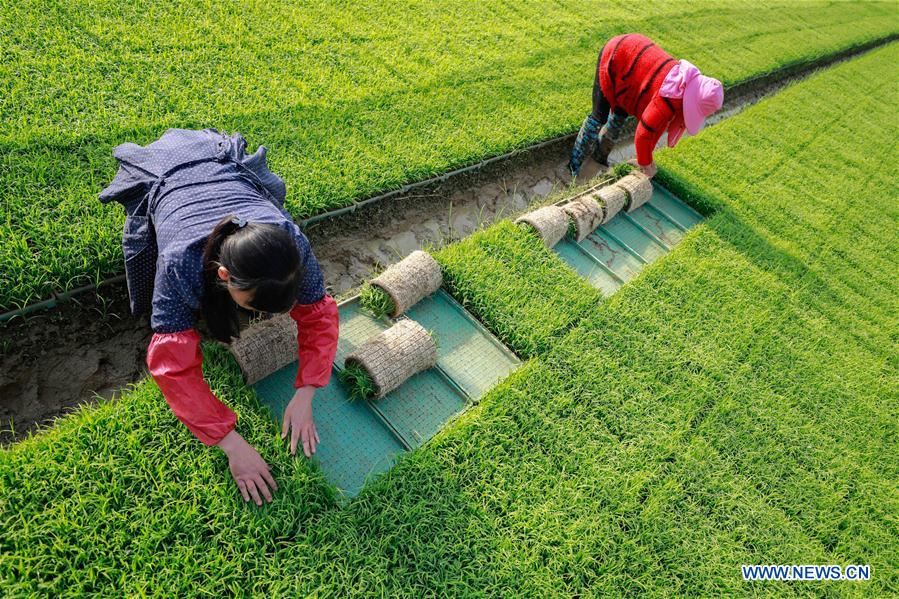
146,330,237,445
290,295,339,389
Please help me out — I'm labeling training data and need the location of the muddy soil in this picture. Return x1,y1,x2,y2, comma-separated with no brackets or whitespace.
1,38,888,444
306,139,608,296
0,286,152,445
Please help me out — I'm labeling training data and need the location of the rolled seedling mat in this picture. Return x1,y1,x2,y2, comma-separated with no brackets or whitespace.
563,196,605,242
344,319,438,399
229,313,297,385
371,250,443,318
616,173,654,212
515,205,568,248
596,185,628,224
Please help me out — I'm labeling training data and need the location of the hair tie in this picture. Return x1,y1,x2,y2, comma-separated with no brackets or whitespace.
231,215,248,228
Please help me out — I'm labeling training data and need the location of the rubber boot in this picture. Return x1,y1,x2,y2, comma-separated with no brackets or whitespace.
593,131,616,166
593,112,627,166
568,115,601,177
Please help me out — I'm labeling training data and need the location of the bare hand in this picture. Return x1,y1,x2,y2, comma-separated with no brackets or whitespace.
638,161,657,178
282,385,320,458
217,430,277,506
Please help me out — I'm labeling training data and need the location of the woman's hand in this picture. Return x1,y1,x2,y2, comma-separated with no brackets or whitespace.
282,385,319,458
638,161,657,178
217,430,277,506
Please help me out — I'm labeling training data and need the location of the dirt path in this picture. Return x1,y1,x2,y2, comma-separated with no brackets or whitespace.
1,40,887,444
307,139,598,294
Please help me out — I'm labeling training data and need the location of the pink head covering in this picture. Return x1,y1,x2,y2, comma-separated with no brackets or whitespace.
660,60,723,147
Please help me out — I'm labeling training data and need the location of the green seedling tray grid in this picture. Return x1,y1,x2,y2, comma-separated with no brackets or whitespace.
251,291,519,499
405,289,520,402
253,362,407,498
554,184,704,294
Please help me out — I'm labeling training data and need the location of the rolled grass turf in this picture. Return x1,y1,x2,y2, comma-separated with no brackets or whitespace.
617,172,654,212
562,196,604,242
368,250,443,318
343,319,438,399
1,32,898,599
1,1,897,309
515,204,570,248
228,313,299,385
596,184,628,224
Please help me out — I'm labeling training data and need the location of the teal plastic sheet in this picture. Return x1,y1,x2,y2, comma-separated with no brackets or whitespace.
253,364,405,498
626,204,686,248
250,293,519,499
366,368,467,449
603,216,668,263
405,290,519,400
555,185,703,293
642,189,703,230
553,240,622,296
580,228,646,281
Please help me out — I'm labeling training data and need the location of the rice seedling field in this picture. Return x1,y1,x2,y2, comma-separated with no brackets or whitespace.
2,37,896,595
2,0,897,310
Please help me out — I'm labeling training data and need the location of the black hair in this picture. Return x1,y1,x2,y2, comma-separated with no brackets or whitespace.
202,215,302,342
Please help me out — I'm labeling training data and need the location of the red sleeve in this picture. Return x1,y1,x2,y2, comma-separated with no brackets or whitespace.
290,294,339,389
146,330,237,445
635,95,677,166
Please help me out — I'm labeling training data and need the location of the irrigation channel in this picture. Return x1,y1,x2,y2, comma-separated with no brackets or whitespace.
0,38,892,445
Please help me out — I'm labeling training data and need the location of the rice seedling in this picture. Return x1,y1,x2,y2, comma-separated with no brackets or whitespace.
1,18,897,599
435,220,601,357
612,161,635,179
358,284,395,319
2,1,896,310
338,362,379,400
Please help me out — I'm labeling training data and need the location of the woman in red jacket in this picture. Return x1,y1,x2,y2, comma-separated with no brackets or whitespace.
568,33,724,178
100,128,339,506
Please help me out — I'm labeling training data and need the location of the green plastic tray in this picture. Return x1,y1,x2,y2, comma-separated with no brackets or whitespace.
253,363,406,498
405,290,520,400
555,185,704,293
554,239,623,295
250,293,519,498
581,228,647,281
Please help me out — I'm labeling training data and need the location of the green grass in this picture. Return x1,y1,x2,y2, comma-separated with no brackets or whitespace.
1,1,897,310
2,28,898,599
612,161,636,179
566,217,578,239
338,361,379,401
434,220,601,357
555,43,897,592
358,283,395,319
0,345,335,595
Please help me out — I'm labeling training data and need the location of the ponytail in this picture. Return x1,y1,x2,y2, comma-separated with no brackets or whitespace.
202,215,303,342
